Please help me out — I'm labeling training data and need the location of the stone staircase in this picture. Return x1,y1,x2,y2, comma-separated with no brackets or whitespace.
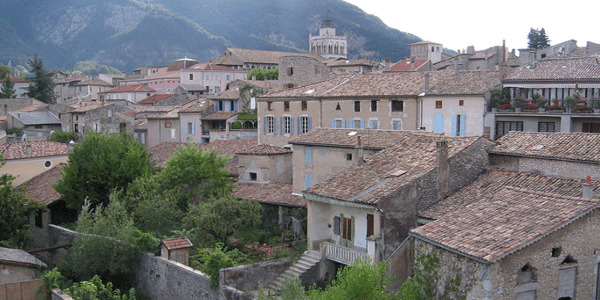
265,250,322,294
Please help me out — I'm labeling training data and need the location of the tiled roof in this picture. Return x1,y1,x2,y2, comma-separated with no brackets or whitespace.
0,141,69,160
211,88,239,100
305,135,485,205
289,128,442,150
237,144,292,155
214,48,322,65
326,59,380,68
503,57,600,81
490,132,600,163
104,84,156,93
0,247,47,268
144,70,180,80
9,111,60,125
149,99,212,119
260,70,501,99
0,76,28,83
203,111,237,120
148,139,258,168
410,41,441,45
76,80,113,86
160,237,193,250
412,187,599,263
420,168,600,220
389,60,429,72
123,111,139,119
178,84,205,91
20,163,65,205
71,102,115,113
233,182,306,207
137,94,174,104
16,104,49,112
188,63,243,71
239,79,278,90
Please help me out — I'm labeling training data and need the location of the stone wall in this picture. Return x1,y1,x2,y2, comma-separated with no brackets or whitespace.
29,224,77,268
134,253,219,300
220,258,292,296
51,289,74,300
490,153,600,180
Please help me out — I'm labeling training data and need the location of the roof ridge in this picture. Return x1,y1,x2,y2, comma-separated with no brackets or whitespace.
505,185,598,202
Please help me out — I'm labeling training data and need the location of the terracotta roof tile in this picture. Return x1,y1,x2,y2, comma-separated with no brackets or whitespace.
389,60,429,72
305,134,487,204
289,128,443,150
76,80,113,87
203,111,238,120
16,104,49,112
0,141,69,160
261,70,501,99
420,168,600,220
503,57,600,81
160,237,193,250
412,187,599,263
237,144,292,155
0,76,28,83
233,182,306,207
213,48,322,65
491,132,600,163
20,163,65,205
148,99,212,119
137,94,174,104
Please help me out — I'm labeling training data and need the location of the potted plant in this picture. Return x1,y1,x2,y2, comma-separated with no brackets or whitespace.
523,104,539,111
499,102,514,111
565,96,577,110
537,96,548,111
547,103,565,112
573,105,594,113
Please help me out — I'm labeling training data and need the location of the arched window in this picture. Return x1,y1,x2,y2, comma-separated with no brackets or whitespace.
516,263,536,284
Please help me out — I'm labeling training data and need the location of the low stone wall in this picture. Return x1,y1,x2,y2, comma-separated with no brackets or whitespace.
220,257,293,294
51,289,74,300
31,225,77,268
134,253,220,300
0,279,45,300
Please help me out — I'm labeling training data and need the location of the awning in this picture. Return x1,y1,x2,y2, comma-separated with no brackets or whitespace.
503,83,577,88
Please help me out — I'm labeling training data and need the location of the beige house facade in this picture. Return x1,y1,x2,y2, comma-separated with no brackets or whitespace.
0,140,69,186
146,99,213,147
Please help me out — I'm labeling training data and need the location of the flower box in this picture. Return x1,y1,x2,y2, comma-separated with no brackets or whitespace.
573,105,594,113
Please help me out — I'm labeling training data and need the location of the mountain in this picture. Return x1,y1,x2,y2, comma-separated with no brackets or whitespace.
0,0,421,72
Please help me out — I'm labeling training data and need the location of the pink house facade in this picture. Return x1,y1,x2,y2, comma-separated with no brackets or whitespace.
180,64,247,95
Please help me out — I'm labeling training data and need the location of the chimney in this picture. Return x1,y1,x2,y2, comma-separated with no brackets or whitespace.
252,75,257,81
424,73,430,93
410,57,415,71
24,144,32,155
436,139,449,200
583,176,594,198
384,57,391,71
356,135,364,165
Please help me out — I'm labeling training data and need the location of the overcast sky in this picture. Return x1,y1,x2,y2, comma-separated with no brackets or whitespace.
343,0,599,53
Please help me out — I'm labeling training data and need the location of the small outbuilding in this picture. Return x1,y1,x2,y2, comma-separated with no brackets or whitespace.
158,237,193,266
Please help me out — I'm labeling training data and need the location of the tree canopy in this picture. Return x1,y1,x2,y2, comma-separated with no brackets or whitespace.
0,172,42,248
527,28,550,49
26,55,56,103
0,65,13,80
247,67,278,80
0,76,17,98
54,133,153,210
73,60,122,76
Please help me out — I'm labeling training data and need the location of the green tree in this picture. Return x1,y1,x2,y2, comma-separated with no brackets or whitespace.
48,130,77,143
54,133,153,210
73,60,122,76
527,28,550,49
0,76,16,98
158,144,233,210
183,195,261,242
63,195,155,285
0,65,13,80
0,172,42,248
26,55,56,103
247,68,278,80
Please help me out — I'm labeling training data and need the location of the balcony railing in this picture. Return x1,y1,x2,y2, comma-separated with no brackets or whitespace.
320,242,369,266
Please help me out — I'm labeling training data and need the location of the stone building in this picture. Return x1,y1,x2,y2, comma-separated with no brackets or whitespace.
7,111,61,140
146,99,213,147
309,18,347,60
67,102,140,136
278,56,333,90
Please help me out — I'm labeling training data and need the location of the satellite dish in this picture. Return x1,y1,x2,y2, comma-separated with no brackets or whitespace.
21,134,27,142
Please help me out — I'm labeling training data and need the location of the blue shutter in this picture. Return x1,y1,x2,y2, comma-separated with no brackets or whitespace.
341,119,346,128
290,117,294,135
192,123,195,134
333,216,340,235
280,117,284,134
273,117,277,133
304,174,313,190
360,120,365,129
263,117,267,134
459,114,466,136
349,119,355,129
330,119,335,128
434,114,444,133
297,117,302,135
184,123,188,135
305,147,312,164
452,115,458,136
214,102,218,111
233,101,237,112
308,117,312,131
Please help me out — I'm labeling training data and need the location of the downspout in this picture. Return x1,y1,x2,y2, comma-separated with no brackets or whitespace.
319,97,323,128
385,233,412,262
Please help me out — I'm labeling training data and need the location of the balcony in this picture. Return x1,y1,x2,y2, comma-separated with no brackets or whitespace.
493,98,600,115
320,242,369,266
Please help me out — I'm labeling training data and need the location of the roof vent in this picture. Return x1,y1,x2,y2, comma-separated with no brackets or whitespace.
388,169,407,177
530,145,544,151
305,89,315,94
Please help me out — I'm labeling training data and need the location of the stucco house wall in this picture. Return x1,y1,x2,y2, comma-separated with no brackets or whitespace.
421,95,488,137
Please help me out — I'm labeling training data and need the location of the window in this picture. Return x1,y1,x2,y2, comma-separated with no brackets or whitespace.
170,128,176,139
305,147,312,165
189,74,193,81
226,75,231,81
454,114,466,136
119,123,126,133
496,121,523,136
250,172,257,181
346,153,353,161
336,103,341,110
392,120,402,130
301,101,308,111
165,121,172,128
34,124,43,129
284,101,290,111
335,119,342,128
282,116,292,134
538,122,555,132
35,209,43,228
267,102,273,111
354,101,361,112
287,67,294,76
371,100,378,112
369,120,379,129
342,217,353,242
205,75,210,81
459,100,464,106
107,109,112,117
266,116,275,134
93,123,100,133
304,174,312,189
44,160,52,168
436,101,443,109
214,75,219,80
185,122,195,135
230,100,236,111
333,216,341,235
367,214,374,237
299,116,311,134
354,119,363,129
582,123,600,133
558,267,577,299
391,100,404,112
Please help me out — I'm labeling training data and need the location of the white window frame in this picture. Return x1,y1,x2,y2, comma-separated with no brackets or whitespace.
368,118,379,129
171,128,176,139
266,116,275,134
283,116,292,135
391,119,402,130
